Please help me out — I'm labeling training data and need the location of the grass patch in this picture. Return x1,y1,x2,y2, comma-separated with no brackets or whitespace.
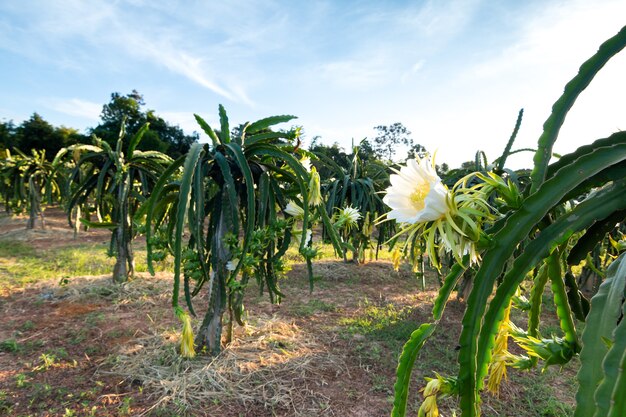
0,338,20,353
0,241,114,286
339,299,416,343
0,390,14,414
0,241,173,287
339,298,422,370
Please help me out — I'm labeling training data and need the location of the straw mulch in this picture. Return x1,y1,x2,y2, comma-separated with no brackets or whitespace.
101,315,346,416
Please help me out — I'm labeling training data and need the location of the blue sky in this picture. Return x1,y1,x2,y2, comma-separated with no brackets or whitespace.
0,0,625,168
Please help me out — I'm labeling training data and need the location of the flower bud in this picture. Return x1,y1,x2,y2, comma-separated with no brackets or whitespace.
284,200,304,218
308,167,322,206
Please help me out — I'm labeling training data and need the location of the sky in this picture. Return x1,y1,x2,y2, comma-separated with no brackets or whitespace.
0,0,625,169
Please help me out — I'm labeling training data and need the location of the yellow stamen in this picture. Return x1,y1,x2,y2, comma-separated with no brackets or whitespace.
410,182,431,211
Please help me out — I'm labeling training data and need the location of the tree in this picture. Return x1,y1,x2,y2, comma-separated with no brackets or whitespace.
101,90,145,125
436,162,450,178
406,142,427,160
356,138,376,162
0,120,16,153
5,115,88,161
16,113,62,159
57,122,172,283
55,126,87,148
91,91,197,158
146,110,198,158
372,122,414,161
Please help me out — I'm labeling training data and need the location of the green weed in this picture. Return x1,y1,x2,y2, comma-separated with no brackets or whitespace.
0,390,13,413
51,347,69,360
20,320,35,331
85,312,106,327
119,397,132,416
14,373,28,388
0,338,20,353
68,329,87,345
339,299,415,342
371,374,392,394
33,352,56,371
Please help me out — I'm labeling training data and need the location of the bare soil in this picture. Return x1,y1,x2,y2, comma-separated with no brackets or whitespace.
0,210,576,416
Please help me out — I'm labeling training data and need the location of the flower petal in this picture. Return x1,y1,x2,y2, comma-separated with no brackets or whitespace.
384,157,449,225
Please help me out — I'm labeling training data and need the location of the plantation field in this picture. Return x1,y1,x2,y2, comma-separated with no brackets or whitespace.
1,209,576,417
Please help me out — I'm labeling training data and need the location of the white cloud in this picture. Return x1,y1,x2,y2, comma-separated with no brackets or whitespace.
0,1,256,105
302,121,370,147
420,0,626,168
316,60,388,90
41,98,102,121
396,0,481,40
401,60,426,83
120,34,244,103
107,19,256,105
470,0,626,80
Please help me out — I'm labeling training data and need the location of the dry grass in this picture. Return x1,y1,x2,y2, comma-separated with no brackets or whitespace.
101,315,347,416
14,272,172,304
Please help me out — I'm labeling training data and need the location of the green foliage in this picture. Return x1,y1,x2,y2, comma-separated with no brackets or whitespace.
317,140,392,262
308,138,353,180
56,121,172,282
0,120,16,153
390,24,626,417
575,252,626,417
91,91,198,158
14,113,87,160
0,338,20,353
459,25,626,415
391,323,436,417
494,108,524,172
530,25,626,192
145,105,342,355
0,148,61,226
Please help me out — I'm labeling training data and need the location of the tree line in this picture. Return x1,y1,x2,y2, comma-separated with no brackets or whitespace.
1,90,442,172
0,90,198,160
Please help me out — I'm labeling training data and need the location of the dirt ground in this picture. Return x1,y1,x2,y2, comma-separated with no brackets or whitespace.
0,209,576,416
